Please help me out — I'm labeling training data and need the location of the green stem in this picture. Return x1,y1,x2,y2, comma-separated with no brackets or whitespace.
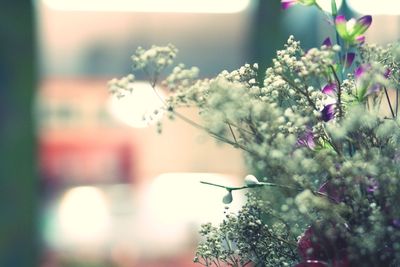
200,181,248,191
147,81,260,157
330,0,338,17
341,44,349,77
396,88,398,117
200,180,339,203
227,122,238,144
330,65,343,119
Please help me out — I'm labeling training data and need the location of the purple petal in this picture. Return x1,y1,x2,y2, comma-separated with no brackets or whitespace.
343,52,355,68
335,15,348,40
298,227,322,261
281,0,297,9
354,66,365,79
384,68,391,79
367,83,381,95
295,261,328,267
351,15,372,41
322,37,332,47
335,15,346,25
318,180,343,203
393,219,400,228
322,83,337,95
354,64,371,80
321,104,335,122
297,129,316,149
357,15,372,29
356,35,365,44
366,177,379,193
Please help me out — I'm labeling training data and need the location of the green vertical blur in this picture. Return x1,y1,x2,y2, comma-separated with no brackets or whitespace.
250,0,284,81
0,0,38,266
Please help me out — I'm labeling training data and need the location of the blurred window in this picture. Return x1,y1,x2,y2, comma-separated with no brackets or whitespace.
347,0,400,15
42,0,251,13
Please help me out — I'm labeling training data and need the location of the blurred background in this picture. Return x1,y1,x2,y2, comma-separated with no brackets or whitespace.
0,0,399,266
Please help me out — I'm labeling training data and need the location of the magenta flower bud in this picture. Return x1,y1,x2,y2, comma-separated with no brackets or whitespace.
322,83,337,95
356,15,372,33
281,0,297,9
322,37,332,47
335,15,372,44
321,104,335,122
343,52,355,68
281,0,316,10
355,36,366,44
354,64,371,80
296,129,316,149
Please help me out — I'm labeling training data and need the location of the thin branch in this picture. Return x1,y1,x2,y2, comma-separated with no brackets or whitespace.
225,120,253,135
200,181,247,191
280,75,318,111
173,111,258,156
383,86,395,118
330,65,343,119
227,123,238,144
200,180,340,203
146,80,260,157
242,260,253,267
396,88,398,117
321,125,343,157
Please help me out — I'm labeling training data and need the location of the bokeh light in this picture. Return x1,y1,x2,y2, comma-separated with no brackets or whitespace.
108,82,164,128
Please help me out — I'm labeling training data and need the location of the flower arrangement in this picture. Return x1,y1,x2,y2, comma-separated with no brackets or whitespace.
109,1,400,266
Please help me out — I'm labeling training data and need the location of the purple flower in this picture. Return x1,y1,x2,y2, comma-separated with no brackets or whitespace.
298,227,325,261
335,15,372,44
296,226,350,267
281,0,297,9
297,129,316,149
356,36,366,44
355,64,391,100
366,177,379,193
384,68,392,79
322,37,332,47
281,0,316,10
354,64,371,79
322,83,337,96
318,180,344,203
392,219,400,228
321,104,335,122
343,52,355,68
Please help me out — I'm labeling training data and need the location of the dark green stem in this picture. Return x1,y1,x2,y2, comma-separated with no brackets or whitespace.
383,86,395,118
330,65,343,119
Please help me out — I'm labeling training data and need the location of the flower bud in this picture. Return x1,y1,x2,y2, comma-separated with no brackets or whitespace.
222,190,233,204
244,175,261,186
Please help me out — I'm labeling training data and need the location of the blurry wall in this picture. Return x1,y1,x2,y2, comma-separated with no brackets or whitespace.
36,1,254,78
0,1,37,266
35,1,252,266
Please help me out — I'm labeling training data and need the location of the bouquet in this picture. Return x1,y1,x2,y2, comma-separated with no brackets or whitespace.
108,1,400,266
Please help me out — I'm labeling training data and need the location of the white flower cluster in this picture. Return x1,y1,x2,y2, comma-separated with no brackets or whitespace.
217,63,259,87
131,44,178,74
163,63,200,92
107,74,135,98
298,46,336,77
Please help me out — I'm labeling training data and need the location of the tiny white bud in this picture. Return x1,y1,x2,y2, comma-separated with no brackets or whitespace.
244,175,260,186
222,191,233,204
